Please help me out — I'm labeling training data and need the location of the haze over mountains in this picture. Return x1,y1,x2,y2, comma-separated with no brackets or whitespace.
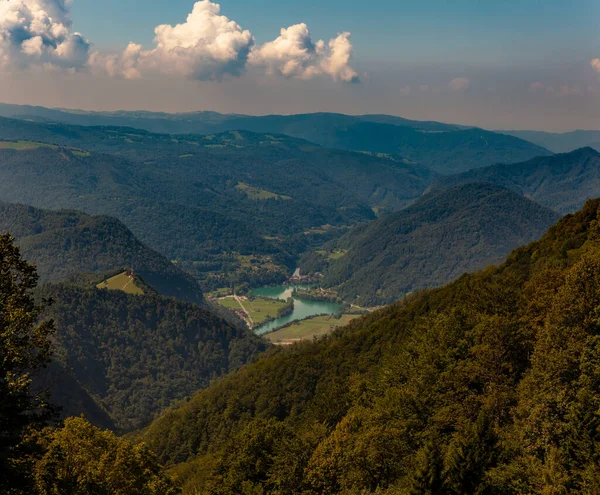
0,105,550,174
433,147,600,214
503,129,600,153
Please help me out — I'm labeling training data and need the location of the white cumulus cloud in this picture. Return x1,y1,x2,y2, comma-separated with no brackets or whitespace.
93,0,254,81
250,23,359,82
0,0,90,71
592,58,600,73
449,77,470,92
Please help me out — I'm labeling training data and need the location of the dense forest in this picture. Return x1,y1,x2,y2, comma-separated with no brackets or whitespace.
37,284,268,431
0,201,205,304
131,197,600,494
433,147,600,214
301,183,559,305
0,122,440,288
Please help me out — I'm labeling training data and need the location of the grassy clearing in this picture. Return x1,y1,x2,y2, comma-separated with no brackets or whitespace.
236,182,292,201
216,296,287,326
266,314,359,344
96,272,144,295
0,141,56,150
207,287,232,298
0,141,91,157
71,150,91,157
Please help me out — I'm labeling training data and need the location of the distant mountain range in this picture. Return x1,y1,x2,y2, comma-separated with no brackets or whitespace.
302,183,559,305
432,147,600,214
0,105,550,174
0,201,205,304
503,129,600,153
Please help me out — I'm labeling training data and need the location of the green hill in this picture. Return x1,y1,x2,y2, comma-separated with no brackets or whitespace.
0,121,439,289
433,147,600,214
138,196,600,494
0,202,204,304
302,183,559,305
38,284,268,432
0,105,550,174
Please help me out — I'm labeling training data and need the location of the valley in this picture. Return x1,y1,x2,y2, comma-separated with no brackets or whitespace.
2,104,600,495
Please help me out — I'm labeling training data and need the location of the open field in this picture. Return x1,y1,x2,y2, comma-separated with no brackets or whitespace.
0,140,56,150
236,182,292,201
266,313,360,345
0,140,91,156
216,296,288,326
97,271,144,295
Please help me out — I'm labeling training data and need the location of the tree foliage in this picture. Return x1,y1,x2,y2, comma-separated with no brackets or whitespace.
34,416,179,495
0,234,54,493
140,199,600,494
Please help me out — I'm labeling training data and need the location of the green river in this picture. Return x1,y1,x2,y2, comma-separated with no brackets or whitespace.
251,285,342,335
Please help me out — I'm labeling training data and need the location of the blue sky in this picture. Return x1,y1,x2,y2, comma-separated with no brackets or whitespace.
71,0,598,64
0,0,598,130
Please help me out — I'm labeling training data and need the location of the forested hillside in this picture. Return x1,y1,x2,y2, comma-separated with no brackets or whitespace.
0,122,439,288
433,147,600,214
139,197,600,494
301,183,559,305
0,202,204,304
0,106,549,174
37,284,267,431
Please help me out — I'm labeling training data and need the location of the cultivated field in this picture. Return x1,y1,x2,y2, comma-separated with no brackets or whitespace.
266,313,359,345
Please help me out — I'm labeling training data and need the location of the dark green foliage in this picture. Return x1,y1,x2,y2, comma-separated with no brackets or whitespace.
37,284,268,431
137,198,600,494
433,147,600,214
0,234,54,494
302,183,559,305
0,201,204,304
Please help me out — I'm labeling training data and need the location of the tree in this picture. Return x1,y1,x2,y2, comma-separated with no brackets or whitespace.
34,416,180,495
0,233,55,493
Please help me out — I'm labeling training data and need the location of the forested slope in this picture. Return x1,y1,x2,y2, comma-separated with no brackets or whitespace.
0,202,204,304
139,197,600,494
38,285,268,431
432,147,600,214
302,183,559,305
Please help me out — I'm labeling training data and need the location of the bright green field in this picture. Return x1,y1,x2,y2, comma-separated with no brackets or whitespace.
216,296,287,326
266,314,359,344
0,141,56,150
236,182,292,201
97,272,144,295
0,141,91,157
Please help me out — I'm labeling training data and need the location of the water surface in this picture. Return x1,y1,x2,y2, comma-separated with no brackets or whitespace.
251,285,341,335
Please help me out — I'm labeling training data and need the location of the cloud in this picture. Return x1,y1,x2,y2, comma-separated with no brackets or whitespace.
399,86,410,95
94,1,357,83
592,58,600,73
249,23,358,83
0,0,90,71
93,0,254,81
449,77,470,92
1,0,358,84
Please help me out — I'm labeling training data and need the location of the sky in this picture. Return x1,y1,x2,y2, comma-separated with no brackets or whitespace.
0,0,599,131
